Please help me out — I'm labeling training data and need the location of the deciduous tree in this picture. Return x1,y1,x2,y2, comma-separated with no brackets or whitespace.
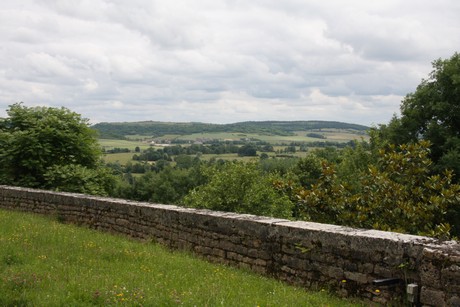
296,141,460,238
0,103,114,195
373,52,460,179
184,161,293,218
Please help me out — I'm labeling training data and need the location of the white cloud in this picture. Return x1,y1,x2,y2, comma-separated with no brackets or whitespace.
0,0,459,126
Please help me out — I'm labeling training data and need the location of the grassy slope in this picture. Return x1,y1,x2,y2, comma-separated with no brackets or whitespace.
0,209,362,306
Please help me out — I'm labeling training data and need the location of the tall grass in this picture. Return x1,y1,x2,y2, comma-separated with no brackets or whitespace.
0,209,362,306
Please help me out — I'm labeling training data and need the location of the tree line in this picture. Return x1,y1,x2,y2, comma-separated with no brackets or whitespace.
1,53,459,239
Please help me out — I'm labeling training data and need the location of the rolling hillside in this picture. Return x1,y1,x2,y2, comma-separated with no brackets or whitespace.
92,120,369,139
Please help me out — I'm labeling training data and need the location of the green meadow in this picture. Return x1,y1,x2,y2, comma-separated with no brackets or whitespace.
100,128,367,165
103,152,136,164
0,209,362,306
99,139,150,151
102,129,368,147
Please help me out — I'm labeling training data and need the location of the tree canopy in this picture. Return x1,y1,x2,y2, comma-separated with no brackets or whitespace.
0,103,113,195
373,52,460,178
183,161,293,218
295,141,460,238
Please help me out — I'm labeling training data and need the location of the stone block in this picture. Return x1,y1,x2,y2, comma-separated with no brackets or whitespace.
420,261,442,289
212,248,226,258
374,264,392,277
254,258,267,267
441,264,460,285
447,296,460,307
359,263,374,274
325,266,344,279
420,287,446,306
344,271,370,284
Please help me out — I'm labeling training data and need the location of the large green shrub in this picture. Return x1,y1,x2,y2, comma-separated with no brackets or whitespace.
0,103,114,195
297,141,460,238
184,161,293,218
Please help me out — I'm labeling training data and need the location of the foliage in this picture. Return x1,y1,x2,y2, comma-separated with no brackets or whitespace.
296,141,460,238
123,161,153,174
355,142,459,237
293,154,323,188
238,144,258,156
260,144,275,152
259,157,299,175
306,132,326,139
133,147,171,162
335,140,375,192
133,144,243,161
123,164,206,204
43,164,116,196
310,146,342,164
259,152,270,160
104,147,130,154
372,52,460,181
296,161,351,224
174,154,197,169
183,161,293,218
0,103,114,195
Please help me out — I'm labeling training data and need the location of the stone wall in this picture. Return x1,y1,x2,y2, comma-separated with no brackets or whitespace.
0,185,459,306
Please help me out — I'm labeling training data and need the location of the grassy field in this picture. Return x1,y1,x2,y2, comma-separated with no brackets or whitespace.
121,129,369,145
103,152,135,164
99,139,150,151
142,129,368,144
0,209,361,306
100,128,366,165
103,152,308,165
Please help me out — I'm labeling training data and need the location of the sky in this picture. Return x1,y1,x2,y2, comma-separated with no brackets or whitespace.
0,1,459,126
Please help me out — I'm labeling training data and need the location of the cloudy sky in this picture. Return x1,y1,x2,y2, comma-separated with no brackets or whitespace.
0,1,459,126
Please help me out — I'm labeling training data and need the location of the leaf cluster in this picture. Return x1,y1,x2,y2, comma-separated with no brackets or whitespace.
372,52,460,181
296,141,460,238
183,161,293,218
0,103,114,195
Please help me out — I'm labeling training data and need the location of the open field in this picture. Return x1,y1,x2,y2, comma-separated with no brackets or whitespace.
102,152,134,164
102,152,309,165
99,128,366,165
99,138,151,151
125,128,368,144
294,129,369,143
0,209,361,306
100,129,368,149
200,153,261,162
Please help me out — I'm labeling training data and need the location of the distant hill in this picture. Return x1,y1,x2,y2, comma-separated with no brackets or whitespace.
91,120,370,139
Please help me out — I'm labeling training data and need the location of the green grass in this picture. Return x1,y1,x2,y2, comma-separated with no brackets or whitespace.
184,129,368,144
103,152,135,164
100,129,367,165
0,209,362,306
200,153,259,162
99,139,151,151
118,129,368,145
